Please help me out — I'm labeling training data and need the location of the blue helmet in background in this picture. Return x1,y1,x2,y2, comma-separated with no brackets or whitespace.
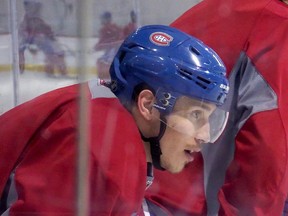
109,25,229,115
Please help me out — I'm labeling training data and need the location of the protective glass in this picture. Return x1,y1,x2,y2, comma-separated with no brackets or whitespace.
156,96,229,144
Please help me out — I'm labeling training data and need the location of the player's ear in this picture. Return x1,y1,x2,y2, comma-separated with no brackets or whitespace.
137,89,155,120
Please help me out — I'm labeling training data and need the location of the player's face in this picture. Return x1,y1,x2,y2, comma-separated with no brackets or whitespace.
159,97,215,173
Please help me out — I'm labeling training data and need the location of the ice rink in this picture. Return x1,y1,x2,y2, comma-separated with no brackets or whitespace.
0,35,115,115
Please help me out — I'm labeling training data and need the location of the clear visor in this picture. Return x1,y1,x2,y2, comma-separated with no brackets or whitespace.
156,96,229,144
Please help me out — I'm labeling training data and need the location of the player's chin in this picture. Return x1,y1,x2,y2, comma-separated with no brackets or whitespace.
165,162,187,174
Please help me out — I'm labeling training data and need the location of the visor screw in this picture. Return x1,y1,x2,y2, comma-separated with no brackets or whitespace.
163,92,171,99
160,99,169,106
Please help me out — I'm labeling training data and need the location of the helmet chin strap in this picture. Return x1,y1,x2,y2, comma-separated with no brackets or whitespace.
140,115,167,171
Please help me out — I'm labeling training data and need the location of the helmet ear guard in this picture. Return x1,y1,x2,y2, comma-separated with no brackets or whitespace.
152,89,177,114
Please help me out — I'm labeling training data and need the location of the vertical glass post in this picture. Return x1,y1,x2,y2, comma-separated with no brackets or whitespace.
9,0,20,107
76,0,93,215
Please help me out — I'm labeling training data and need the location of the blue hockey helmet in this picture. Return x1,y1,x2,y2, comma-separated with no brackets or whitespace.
110,25,228,111
109,25,229,143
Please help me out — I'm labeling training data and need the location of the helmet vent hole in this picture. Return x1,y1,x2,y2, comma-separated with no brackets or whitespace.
195,81,207,89
190,46,201,55
197,76,211,84
178,68,192,80
195,76,211,89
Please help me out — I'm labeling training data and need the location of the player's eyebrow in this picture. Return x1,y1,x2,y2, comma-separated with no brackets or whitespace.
186,99,214,112
194,103,213,111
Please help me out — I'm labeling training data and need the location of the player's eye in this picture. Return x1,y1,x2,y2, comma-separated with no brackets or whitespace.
190,110,201,119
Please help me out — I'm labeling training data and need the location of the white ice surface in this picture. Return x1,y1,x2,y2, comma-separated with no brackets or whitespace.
0,35,115,115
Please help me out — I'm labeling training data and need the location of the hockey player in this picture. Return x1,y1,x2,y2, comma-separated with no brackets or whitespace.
122,10,138,38
145,0,288,215
19,0,67,76
0,25,229,215
94,11,122,80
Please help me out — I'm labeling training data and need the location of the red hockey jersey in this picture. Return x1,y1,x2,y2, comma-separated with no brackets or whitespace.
0,81,147,215
146,0,288,215
94,23,122,51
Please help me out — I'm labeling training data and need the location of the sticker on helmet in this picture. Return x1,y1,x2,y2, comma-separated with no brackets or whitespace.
220,84,229,91
149,32,173,46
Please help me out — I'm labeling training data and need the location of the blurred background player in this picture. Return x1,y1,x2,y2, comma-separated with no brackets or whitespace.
94,11,122,80
18,0,67,77
122,10,138,38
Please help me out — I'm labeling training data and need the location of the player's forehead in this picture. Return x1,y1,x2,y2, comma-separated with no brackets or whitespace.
173,96,216,112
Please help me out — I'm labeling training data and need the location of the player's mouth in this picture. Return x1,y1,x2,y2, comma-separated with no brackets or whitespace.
184,149,196,162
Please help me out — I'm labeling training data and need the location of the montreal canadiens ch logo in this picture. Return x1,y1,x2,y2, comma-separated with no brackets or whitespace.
149,32,173,46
